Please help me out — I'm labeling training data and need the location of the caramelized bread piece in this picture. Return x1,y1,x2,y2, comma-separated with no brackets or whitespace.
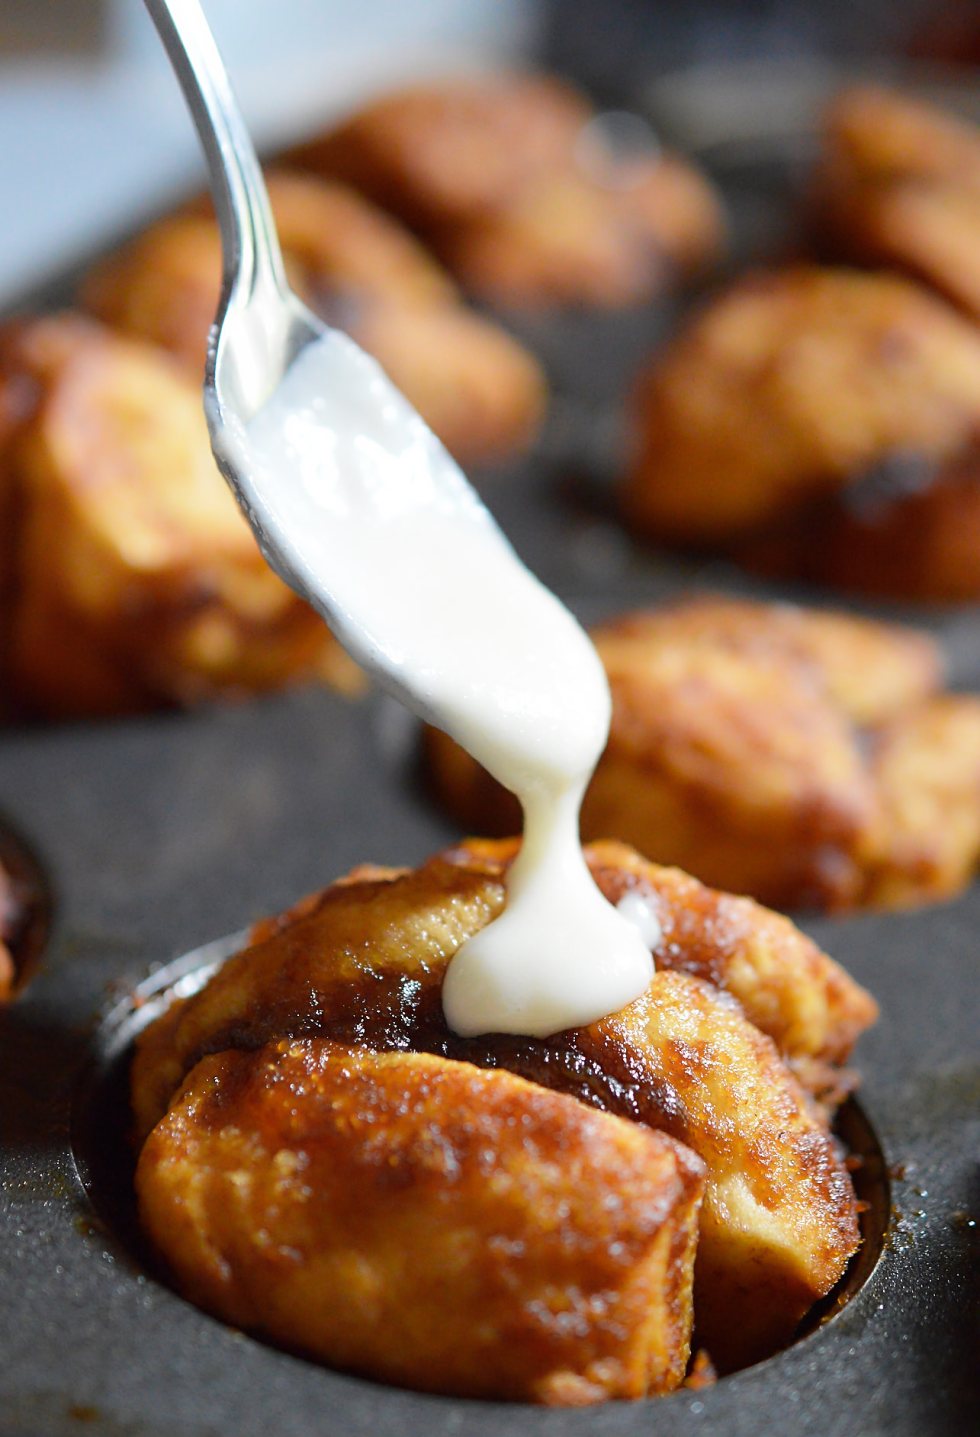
589,969,858,1368
133,839,870,1371
812,86,980,323
4,316,352,717
864,695,980,908
621,267,980,549
292,74,724,308
138,1039,704,1403
593,596,941,727
82,172,545,466
588,623,876,911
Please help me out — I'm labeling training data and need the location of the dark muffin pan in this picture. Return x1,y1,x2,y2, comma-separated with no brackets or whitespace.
1,70,979,1437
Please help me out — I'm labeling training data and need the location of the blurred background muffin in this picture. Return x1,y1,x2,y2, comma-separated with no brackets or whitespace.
288,73,725,309
621,265,980,601
0,315,359,718
83,171,547,466
809,84,980,325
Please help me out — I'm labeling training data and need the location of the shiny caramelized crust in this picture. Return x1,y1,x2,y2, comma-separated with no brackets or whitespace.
291,74,724,308
592,596,941,726
591,970,859,1369
131,838,876,1136
586,633,873,911
2,316,354,717
133,839,871,1375
427,596,963,912
82,172,545,467
137,1040,704,1403
620,267,980,548
811,86,980,323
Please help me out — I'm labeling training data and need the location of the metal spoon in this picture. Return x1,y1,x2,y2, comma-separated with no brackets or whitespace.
142,0,492,705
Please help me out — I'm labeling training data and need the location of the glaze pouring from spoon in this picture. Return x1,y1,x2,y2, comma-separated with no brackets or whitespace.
144,0,654,1036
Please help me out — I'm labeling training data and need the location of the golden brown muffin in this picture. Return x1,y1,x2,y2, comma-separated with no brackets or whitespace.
811,86,980,324
621,266,980,548
138,1039,704,1404
425,596,980,913
291,74,724,309
0,314,359,718
133,838,873,1375
82,171,546,466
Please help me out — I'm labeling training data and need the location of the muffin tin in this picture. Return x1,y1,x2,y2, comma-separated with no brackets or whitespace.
1,75,979,1437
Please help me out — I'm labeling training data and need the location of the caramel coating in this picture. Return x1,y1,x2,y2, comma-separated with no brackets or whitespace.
0,315,357,717
621,267,980,550
133,838,871,1373
426,596,979,913
137,1039,704,1403
83,171,546,466
811,86,980,323
290,74,724,308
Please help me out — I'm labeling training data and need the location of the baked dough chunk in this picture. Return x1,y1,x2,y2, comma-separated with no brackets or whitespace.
0,315,355,717
133,838,873,1374
864,695,980,909
811,86,980,323
83,171,546,466
289,74,724,308
619,268,980,599
427,596,972,912
137,1039,704,1404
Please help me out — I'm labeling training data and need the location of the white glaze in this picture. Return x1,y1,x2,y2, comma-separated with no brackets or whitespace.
222,331,654,1037
616,890,663,952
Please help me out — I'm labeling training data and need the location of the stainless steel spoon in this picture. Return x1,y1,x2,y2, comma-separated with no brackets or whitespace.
141,0,507,709
141,0,598,751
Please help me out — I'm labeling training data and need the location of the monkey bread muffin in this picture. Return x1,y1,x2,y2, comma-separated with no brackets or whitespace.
83,170,546,468
133,837,876,1399
810,85,980,325
0,315,358,717
289,73,725,309
620,267,980,600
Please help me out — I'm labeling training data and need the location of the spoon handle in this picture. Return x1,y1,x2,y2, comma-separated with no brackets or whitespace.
142,0,288,306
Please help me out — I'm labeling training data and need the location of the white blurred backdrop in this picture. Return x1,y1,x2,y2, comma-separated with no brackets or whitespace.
0,0,539,306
